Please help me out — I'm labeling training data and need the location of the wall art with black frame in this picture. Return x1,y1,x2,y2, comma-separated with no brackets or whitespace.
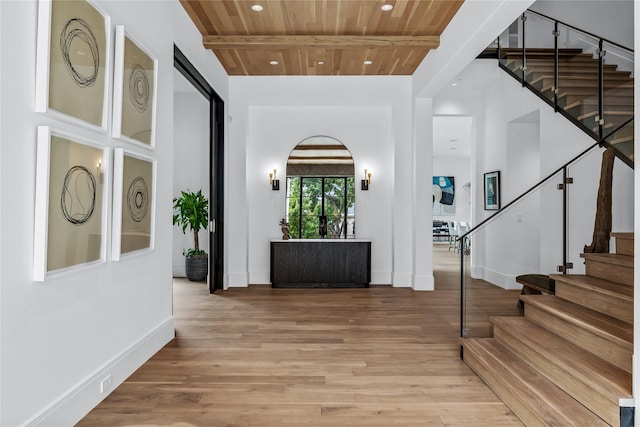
484,171,501,210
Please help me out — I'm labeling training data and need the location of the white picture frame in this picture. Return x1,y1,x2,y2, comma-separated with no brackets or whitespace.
35,0,111,131
112,26,158,148
112,148,156,260
33,126,109,281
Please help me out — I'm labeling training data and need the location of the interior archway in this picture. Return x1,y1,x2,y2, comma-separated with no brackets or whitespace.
285,136,356,239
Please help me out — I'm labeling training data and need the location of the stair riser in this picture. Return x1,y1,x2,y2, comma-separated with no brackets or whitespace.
554,282,633,324
615,238,634,256
463,350,552,427
585,259,633,286
524,304,632,373
493,325,620,426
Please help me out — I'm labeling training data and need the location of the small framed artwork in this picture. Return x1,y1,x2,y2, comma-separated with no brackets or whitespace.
112,148,156,260
33,126,108,281
112,26,157,148
484,171,501,210
35,0,110,130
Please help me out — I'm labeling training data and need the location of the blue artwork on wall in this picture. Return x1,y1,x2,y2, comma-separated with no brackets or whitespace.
433,176,455,215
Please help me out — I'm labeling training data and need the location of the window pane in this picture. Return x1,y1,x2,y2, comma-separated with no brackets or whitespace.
286,177,301,238
301,178,322,238
346,176,355,238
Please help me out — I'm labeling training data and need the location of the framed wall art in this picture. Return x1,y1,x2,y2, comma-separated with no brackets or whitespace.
484,171,501,210
112,26,157,148
33,126,108,281
35,0,110,130
432,176,455,216
112,148,156,260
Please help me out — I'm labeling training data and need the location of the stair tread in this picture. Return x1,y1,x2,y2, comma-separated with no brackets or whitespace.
580,252,634,267
520,295,633,345
549,274,633,298
492,316,632,399
611,232,634,240
463,338,610,426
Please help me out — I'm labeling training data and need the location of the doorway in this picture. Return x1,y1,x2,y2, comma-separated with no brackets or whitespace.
173,46,224,292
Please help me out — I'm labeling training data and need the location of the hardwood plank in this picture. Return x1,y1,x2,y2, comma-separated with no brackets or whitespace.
463,338,609,427
581,253,634,286
551,273,633,324
492,316,631,426
77,246,523,426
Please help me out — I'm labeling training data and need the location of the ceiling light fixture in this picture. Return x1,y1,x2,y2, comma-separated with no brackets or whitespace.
451,82,458,86
381,4,393,11
269,60,279,65
317,61,325,65
251,4,264,12
363,60,373,65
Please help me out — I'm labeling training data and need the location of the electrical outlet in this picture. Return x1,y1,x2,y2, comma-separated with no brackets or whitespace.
100,375,112,393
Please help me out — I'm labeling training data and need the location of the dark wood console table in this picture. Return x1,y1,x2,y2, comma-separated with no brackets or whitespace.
270,239,371,288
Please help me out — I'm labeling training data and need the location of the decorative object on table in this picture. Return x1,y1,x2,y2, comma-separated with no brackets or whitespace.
33,126,108,281
432,176,455,215
36,0,110,129
173,189,209,281
483,171,501,210
280,218,290,240
112,148,155,260
112,25,157,147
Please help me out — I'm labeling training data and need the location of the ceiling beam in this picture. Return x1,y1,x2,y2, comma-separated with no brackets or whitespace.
203,35,440,50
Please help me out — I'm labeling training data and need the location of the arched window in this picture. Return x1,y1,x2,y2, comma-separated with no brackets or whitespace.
285,136,355,239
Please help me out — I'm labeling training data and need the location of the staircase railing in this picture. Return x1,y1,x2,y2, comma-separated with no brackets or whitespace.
458,119,634,339
493,9,634,168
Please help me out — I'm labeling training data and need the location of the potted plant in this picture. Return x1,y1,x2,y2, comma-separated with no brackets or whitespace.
173,189,209,281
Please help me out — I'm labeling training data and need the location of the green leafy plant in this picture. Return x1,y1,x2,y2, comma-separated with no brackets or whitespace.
173,189,209,258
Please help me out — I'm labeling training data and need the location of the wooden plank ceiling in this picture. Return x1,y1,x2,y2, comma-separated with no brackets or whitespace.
180,0,464,75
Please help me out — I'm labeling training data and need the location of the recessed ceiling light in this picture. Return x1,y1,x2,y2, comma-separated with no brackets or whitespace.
449,139,459,143
251,4,264,12
451,82,458,86
381,4,393,11
317,61,325,65
269,60,279,65
363,60,373,65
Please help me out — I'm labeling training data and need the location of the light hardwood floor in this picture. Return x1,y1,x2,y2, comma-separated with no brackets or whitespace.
77,245,523,426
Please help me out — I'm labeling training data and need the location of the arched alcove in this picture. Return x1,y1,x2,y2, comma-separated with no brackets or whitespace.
285,136,356,239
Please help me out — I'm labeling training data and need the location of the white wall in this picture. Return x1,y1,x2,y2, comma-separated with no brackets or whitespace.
438,59,634,289
172,88,210,277
228,76,419,287
530,0,634,49
0,1,228,425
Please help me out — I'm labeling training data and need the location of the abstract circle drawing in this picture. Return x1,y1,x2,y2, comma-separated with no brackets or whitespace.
60,18,100,88
61,166,97,225
126,177,149,222
129,64,150,113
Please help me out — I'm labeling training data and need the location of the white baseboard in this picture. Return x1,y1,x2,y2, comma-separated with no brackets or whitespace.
371,271,392,285
412,275,434,291
392,273,412,287
248,270,270,284
227,273,249,287
471,266,521,290
173,263,186,277
28,317,174,427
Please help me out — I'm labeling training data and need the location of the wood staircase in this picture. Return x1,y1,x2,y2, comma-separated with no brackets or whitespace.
500,48,634,162
462,232,634,426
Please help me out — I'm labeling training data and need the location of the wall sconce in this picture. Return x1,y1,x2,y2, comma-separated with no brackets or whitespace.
269,169,280,190
96,161,103,184
361,168,371,190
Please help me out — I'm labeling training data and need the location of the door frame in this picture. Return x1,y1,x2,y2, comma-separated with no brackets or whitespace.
173,45,224,292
